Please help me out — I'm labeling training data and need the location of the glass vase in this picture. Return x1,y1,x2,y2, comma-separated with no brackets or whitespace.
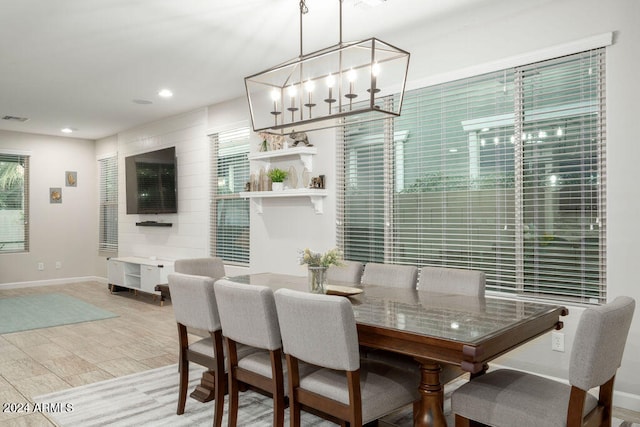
308,266,328,294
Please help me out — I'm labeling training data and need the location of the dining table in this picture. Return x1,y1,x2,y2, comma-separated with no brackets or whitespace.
191,272,568,427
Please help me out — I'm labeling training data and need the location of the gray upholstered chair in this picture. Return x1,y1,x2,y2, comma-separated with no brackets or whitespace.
326,260,364,284
361,262,418,289
417,266,485,296
452,296,636,427
274,288,419,427
174,257,226,279
213,279,287,426
415,266,486,385
168,272,255,426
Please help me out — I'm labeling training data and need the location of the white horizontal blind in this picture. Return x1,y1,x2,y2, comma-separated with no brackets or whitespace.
515,51,605,301
339,49,606,303
210,128,250,265
0,153,29,253
98,155,118,253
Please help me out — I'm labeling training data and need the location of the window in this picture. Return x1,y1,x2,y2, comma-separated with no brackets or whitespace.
98,155,118,253
210,127,250,264
0,153,29,253
338,49,606,303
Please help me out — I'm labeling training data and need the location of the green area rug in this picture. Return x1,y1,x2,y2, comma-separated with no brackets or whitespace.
0,293,117,334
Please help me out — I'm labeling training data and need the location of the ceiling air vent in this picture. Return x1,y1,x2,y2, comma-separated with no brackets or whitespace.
2,115,29,122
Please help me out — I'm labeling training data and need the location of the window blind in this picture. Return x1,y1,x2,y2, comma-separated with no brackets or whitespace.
98,155,118,253
339,49,606,303
0,153,29,253
210,127,250,265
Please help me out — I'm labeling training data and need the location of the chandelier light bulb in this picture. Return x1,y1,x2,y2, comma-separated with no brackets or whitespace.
347,68,357,82
288,85,297,98
305,79,315,92
326,74,336,87
371,62,380,77
270,88,280,101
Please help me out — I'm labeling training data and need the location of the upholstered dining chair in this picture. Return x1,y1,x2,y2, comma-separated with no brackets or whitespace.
326,260,364,284
213,279,289,426
174,256,226,280
167,272,255,426
361,262,418,289
417,266,485,296
451,296,636,427
274,288,419,427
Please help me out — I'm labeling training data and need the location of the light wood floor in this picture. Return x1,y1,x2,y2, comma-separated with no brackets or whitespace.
1,281,638,426
0,281,181,426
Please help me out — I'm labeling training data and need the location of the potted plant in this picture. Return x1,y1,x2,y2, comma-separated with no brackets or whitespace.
267,168,288,191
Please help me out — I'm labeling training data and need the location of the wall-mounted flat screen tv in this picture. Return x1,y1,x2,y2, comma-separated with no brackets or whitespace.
125,147,178,214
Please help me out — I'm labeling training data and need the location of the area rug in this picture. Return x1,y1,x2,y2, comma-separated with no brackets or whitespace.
35,363,461,427
0,293,117,334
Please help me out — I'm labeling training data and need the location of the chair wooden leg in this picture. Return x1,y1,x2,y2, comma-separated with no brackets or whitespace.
227,370,239,427
177,324,189,415
455,414,471,427
212,331,226,427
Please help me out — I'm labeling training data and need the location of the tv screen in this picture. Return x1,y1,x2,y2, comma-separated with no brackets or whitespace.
125,147,178,214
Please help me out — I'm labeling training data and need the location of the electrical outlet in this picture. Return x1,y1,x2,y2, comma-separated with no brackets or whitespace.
551,331,565,352
56,261,62,269
37,262,44,271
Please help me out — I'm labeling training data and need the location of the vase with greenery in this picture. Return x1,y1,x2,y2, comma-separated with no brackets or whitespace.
299,248,343,293
267,168,288,191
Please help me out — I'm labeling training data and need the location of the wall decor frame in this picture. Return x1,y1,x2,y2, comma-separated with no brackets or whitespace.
50,187,62,203
66,171,77,187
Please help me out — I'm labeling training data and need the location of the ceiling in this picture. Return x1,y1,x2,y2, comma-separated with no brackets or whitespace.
0,0,488,140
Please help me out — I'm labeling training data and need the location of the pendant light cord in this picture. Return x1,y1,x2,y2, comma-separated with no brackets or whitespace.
299,0,344,57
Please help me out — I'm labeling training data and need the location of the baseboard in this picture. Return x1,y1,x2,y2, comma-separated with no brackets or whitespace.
0,276,107,289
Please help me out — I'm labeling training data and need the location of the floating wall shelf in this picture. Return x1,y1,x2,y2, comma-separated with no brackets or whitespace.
248,146,317,171
239,189,328,214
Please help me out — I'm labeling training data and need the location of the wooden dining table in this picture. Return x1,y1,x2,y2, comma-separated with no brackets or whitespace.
191,272,567,427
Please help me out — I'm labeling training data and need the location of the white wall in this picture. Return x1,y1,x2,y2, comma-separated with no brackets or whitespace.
115,108,210,262
0,130,100,285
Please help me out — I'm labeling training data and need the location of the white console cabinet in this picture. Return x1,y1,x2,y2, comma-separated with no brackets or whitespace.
107,257,174,304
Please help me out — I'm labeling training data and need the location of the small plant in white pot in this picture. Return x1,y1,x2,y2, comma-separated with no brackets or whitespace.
267,168,288,191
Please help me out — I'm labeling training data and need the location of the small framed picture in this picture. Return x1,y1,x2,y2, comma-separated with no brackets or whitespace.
50,187,62,203
66,171,77,187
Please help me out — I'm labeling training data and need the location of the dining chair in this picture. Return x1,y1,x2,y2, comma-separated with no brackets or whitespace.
274,288,419,427
451,296,636,427
361,262,418,289
167,272,255,426
174,256,226,279
326,260,364,284
417,266,485,296
213,280,288,426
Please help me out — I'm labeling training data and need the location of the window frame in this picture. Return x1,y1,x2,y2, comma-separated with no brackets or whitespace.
337,49,607,304
0,152,29,254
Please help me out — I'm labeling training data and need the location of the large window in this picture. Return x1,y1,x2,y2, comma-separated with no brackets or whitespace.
0,153,29,253
210,128,250,264
98,155,118,253
338,49,606,303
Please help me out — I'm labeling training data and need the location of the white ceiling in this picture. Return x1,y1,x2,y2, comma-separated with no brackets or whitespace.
0,0,487,140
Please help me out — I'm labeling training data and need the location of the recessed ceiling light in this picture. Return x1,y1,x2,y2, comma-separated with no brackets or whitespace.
481,127,490,132
133,99,153,105
61,128,74,133
158,89,173,98
449,148,458,153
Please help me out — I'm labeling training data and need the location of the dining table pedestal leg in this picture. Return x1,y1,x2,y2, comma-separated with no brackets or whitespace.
414,359,447,427
190,370,216,402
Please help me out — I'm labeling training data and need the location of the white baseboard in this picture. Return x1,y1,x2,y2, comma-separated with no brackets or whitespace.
0,276,107,289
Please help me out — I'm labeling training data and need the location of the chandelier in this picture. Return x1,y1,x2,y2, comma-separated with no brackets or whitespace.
244,0,410,135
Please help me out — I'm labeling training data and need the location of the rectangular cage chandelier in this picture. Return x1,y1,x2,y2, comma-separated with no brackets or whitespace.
245,0,410,135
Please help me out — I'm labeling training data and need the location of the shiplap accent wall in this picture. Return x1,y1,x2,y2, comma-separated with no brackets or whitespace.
117,108,210,261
